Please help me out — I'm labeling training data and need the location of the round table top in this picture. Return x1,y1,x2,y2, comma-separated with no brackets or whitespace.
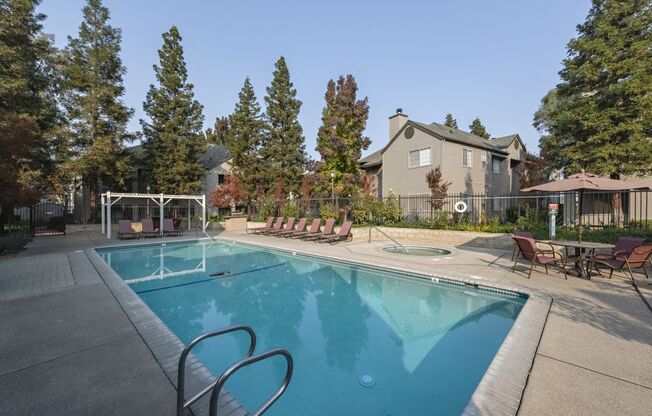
540,240,615,249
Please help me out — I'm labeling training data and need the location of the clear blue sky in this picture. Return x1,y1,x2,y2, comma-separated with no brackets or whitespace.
39,0,591,158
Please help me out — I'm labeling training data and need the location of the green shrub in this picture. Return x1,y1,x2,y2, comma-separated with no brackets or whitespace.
254,196,277,221
0,232,32,256
282,200,300,218
319,202,339,222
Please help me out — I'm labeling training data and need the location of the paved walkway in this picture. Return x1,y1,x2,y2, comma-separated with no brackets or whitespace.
0,228,650,415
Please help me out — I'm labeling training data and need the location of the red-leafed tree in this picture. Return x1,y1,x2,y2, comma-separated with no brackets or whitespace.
426,167,451,209
210,176,246,208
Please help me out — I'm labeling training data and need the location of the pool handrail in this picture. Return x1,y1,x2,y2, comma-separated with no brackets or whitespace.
209,348,293,416
176,325,257,416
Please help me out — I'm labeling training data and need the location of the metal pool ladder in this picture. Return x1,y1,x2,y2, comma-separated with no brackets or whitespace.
176,325,294,416
368,225,409,252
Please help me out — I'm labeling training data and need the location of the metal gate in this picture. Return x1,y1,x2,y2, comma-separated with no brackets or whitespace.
31,202,67,236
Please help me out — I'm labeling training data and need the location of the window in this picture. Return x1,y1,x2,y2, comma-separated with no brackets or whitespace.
408,148,431,168
481,152,487,170
463,149,473,167
492,157,500,174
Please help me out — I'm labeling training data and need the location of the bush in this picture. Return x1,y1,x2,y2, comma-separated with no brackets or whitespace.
0,232,32,256
254,196,277,221
282,200,300,218
319,202,339,222
350,193,403,225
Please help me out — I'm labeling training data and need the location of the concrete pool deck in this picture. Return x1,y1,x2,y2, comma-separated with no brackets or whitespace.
0,228,651,415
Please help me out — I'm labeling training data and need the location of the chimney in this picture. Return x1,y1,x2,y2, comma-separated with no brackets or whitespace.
389,108,408,140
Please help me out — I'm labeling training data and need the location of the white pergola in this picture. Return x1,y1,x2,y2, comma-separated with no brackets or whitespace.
101,192,206,239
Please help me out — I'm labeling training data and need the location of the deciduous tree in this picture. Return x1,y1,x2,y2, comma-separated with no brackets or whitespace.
315,75,370,196
141,26,206,194
210,176,246,208
425,167,451,209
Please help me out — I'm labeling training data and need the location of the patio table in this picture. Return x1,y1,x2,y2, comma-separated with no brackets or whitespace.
539,240,614,279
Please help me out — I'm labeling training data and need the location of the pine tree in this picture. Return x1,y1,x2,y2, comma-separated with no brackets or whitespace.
536,0,652,178
443,113,458,129
0,0,59,211
141,26,206,194
262,56,307,197
469,117,490,139
205,116,228,145
60,0,133,212
315,75,370,195
225,77,267,199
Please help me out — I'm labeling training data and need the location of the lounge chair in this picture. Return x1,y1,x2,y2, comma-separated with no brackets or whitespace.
592,237,644,262
317,221,353,244
141,219,160,238
248,216,274,234
259,217,284,235
277,218,306,237
590,244,652,281
287,218,320,239
512,235,567,279
267,217,295,236
118,220,139,239
163,218,183,237
303,218,335,241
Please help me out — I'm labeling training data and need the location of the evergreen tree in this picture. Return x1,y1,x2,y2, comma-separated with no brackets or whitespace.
205,116,228,145
469,117,490,139
315,75,370,195
60,0,133,211
536,0,652,178
141,26,205,194
443,113,458,129
225,77,267,199
0,0,59,210
262,56,307,197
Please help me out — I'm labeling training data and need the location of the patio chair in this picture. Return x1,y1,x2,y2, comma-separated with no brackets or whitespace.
303,218,335,241
592,237,644,262
163,218,183,237
259,217,284,235
247,216,274,234
141,219,160,238
117,220,139,239
590,245,652,281
277,217,306,237
511,231,556,260
512,236,567,279
317,221,353,244
287,218,321,239
267,217,295,236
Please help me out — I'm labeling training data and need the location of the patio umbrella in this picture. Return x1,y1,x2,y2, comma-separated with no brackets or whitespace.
521,172,650,241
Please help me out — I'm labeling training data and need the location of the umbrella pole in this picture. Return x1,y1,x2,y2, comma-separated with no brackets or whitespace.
577,190,583,242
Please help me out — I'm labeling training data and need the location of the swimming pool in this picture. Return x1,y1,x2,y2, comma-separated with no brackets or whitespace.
97,240,527,415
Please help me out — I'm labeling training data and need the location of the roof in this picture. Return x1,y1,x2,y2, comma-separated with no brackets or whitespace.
201,144,231,170
359,149,382,168
125,143,231,171
490,134,521,149
411,121,509,154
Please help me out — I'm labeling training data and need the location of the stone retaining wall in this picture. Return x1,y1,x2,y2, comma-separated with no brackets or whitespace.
246,222,512,249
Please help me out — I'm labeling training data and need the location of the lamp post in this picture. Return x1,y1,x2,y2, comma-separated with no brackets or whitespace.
330,171,335,205
146,185,151,218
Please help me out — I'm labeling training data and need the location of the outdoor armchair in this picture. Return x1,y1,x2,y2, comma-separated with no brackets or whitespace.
163,218,183,237
592,237,644,262
141,219,160,238
117,220,139,239
590,244,652,281
512,236,567,279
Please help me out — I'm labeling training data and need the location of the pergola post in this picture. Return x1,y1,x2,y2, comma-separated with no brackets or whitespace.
159,193,164,234
101,194,105,234
202,195,206,233
107,192,112,239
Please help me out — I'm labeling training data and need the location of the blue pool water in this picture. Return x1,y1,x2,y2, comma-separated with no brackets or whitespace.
98,240,526,415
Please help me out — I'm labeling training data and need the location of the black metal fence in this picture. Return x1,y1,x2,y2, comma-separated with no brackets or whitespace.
253,190,652,229
0,202,68,236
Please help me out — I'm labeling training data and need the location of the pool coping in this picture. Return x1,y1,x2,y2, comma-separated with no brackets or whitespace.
89,237,552,416
85,241,248,416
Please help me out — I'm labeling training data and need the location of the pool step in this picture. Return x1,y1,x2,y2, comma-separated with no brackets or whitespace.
176,325,293,416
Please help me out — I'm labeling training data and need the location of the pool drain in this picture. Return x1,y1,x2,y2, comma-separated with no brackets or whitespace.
359,374,375,388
